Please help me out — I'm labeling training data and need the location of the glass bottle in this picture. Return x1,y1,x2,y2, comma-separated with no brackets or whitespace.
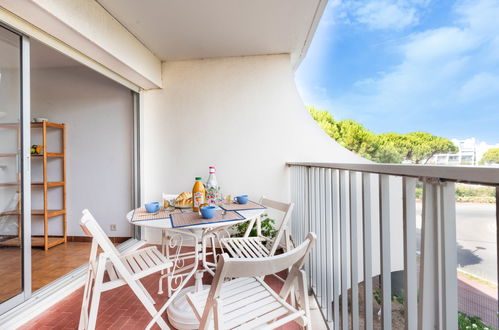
206,166,221,205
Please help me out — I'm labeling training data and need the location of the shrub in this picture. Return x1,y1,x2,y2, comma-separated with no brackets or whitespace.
233,214,277,238
458,311,493,329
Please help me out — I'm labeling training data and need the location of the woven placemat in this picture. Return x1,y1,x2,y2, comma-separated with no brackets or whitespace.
131,207,182,222
218,200,266,211
170,210,245,228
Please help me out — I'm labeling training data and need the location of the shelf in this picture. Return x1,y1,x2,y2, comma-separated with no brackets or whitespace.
2,120,66,250
0,153,63,158
31,153,64,158
0,236,65,248
33,209,66,217
0,209,65,217
30,122,64,129
32,181,65,187
0,182,64,187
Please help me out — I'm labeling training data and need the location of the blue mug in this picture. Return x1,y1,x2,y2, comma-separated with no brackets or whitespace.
234,195,248,204
201,206,216,219
145,202,160,213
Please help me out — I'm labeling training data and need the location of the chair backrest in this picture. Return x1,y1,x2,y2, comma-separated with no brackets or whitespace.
223,232,314,278
259,197,294,255
80,209,122,259
208,232,315,303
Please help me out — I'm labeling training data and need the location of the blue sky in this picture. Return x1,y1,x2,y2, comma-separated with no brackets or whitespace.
296,0,499,143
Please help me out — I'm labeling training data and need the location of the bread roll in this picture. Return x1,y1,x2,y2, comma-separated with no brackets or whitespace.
175,192,193,207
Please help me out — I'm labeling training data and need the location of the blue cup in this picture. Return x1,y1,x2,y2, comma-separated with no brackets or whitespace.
200,206,216,219
234,195,248,204
145,202,160,213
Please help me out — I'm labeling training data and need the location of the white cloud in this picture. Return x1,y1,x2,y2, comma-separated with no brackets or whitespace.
342,0,499,114
402,27,478,63
354,1,418,30
331,0,431,30
459,73,499,102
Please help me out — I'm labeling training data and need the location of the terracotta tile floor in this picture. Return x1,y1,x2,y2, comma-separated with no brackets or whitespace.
0,242,92,302
19,246,300,330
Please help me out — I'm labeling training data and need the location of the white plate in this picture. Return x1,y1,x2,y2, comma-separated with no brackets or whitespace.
170,201,192,209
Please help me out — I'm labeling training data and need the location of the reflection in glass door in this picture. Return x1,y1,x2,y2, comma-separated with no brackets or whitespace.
0,25,30,312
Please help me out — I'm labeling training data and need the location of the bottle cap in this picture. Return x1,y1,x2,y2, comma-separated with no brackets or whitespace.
195,177,202,180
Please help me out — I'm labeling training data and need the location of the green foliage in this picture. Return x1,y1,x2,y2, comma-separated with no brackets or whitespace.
373,290,382,305
233,214,277,238
480,148,499,164
456,185,496,198
458,312,494,329
416,183,495,202
308,106,458,164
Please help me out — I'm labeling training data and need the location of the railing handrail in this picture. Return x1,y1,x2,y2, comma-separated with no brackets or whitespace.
287,162,499,186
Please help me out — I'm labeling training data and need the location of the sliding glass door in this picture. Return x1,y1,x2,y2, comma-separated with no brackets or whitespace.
0,24,31,313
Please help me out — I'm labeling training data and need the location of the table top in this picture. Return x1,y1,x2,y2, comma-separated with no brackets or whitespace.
126,207,264,230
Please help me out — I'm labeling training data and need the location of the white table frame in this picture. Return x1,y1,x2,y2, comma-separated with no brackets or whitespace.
126,207,265,329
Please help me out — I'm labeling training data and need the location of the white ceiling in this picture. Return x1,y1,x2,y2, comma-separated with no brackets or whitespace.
96,0,324,65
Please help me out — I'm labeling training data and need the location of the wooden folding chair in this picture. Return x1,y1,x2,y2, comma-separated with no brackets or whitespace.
78,209,173,330
219,197,294,259
187,232,315,330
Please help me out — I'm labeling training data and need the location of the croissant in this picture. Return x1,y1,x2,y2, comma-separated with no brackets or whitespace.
175,192,193,207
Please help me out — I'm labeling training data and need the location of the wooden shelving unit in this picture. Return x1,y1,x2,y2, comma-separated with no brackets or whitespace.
0,121,67,250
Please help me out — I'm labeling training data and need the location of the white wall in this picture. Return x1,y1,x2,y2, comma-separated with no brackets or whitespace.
142,54,366,241
31,66,134,237
143,54,365,201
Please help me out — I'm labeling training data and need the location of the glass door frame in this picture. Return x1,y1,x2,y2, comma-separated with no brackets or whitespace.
0,23,31,314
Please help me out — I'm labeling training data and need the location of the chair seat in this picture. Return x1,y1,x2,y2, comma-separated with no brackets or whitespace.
105,246,173,281
220,237,271,259
187,277,305,329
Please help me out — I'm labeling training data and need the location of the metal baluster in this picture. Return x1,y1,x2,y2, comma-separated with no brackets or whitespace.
306,166,312,286
440,181,457,329
379,174,392,329
363,173,373,330
314,167,320,293
316,168,324,306
320,168,327,311
350,171,360,329
418,180,439,329
339,170,349,330
325,168,334,327
403,177,417,330
332,169,341,330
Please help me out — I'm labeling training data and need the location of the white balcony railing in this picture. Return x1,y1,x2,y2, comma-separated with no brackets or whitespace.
288,162,499,330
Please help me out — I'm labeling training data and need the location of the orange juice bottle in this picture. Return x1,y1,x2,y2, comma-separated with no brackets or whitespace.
192,177,206,212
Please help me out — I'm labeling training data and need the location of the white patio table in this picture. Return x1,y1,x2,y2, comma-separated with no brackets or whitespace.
126,205,265,329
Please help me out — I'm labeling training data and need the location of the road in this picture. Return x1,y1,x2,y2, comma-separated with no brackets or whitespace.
416,203,497,283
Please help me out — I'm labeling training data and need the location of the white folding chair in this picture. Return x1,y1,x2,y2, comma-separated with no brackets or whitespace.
219,197,294,260
187,232,315,330
78,209,173,330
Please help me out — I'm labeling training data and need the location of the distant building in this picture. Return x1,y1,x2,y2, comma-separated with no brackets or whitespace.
427,138,499,165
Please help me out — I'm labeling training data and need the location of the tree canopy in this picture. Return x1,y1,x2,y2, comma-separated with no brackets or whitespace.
480,148,499,164
308,106,458,164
